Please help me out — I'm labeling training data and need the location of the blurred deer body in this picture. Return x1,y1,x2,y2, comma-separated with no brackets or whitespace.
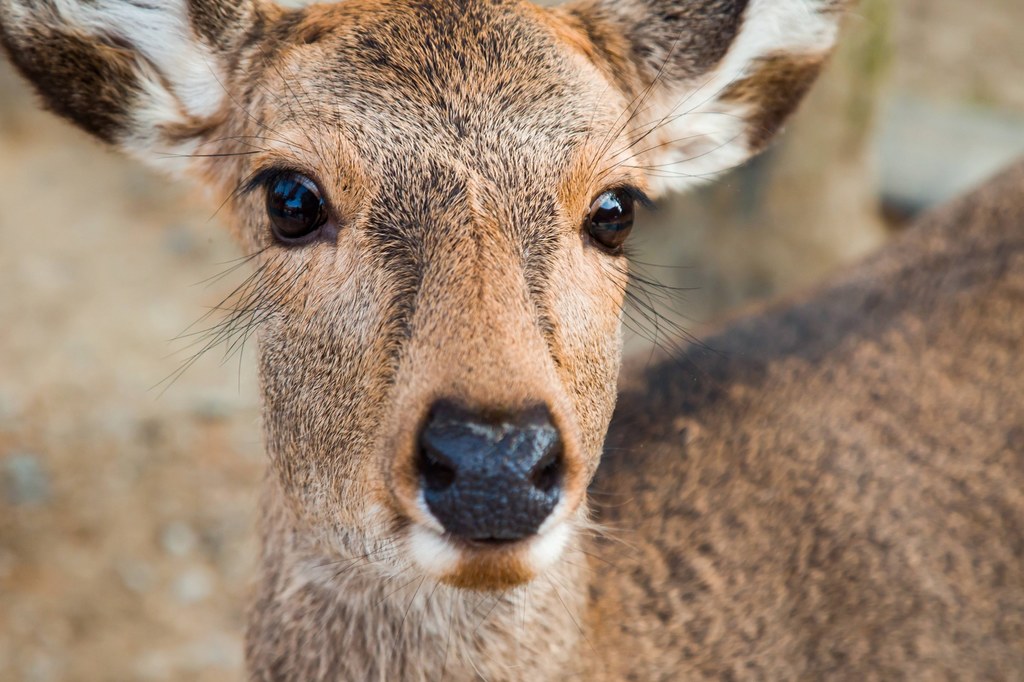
593,163,1024,679
2,0,1021,679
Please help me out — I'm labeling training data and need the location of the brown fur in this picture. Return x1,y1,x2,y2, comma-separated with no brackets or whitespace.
0,24,143,143
723,53,827,151
564,0,750,88
6,0,1018,680
592,160,1024,679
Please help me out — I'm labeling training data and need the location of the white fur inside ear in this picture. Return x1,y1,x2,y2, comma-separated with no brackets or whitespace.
3,0,235,171
121,65,204,171
632,0,841,195
33,1,225,120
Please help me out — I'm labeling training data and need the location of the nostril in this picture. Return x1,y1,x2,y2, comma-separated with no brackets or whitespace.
529,443,563,494
417,400,566,541
418,444,456,492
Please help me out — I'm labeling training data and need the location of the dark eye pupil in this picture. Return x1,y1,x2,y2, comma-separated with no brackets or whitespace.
587,189,635,250
594,194,625,222
267,174,326,241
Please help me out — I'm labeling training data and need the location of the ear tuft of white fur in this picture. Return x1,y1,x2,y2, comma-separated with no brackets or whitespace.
1,0,239,170
40,1,224,119
625,0,843,196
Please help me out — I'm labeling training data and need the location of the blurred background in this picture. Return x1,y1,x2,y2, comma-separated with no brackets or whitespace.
1,1,1022,680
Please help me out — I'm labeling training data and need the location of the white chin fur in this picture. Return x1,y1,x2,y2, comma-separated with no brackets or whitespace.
408,525,463,576
527,521,572,574
407,522,572,581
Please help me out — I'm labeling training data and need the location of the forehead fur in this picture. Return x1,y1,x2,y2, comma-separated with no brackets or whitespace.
255,0,615,168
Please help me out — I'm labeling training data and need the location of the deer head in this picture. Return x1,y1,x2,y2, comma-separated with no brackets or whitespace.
0,0,844,590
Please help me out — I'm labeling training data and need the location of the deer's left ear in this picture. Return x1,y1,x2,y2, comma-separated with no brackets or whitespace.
560,0,848,195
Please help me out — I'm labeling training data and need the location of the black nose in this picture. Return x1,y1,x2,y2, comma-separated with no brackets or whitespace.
417,401,564,543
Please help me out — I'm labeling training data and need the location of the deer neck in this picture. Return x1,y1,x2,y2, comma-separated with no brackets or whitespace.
247,479,591,681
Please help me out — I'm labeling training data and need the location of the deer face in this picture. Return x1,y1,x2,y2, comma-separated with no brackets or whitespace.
246,3,636,587
1,0,842,589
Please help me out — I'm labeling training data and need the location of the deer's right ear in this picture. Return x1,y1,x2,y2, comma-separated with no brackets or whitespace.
0,0,272,172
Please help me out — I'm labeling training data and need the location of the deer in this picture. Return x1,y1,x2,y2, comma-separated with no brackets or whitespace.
2,0,1022,679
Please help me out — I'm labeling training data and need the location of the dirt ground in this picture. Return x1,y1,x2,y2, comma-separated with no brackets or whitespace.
1,2,1021,681
0,62,264,680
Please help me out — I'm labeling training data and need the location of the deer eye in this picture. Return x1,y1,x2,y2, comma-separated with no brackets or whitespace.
266,172,327,242
586,188,636,252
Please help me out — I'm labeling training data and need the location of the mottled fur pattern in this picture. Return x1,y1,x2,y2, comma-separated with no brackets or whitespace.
6,1,1017,680
595,161,1024,679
